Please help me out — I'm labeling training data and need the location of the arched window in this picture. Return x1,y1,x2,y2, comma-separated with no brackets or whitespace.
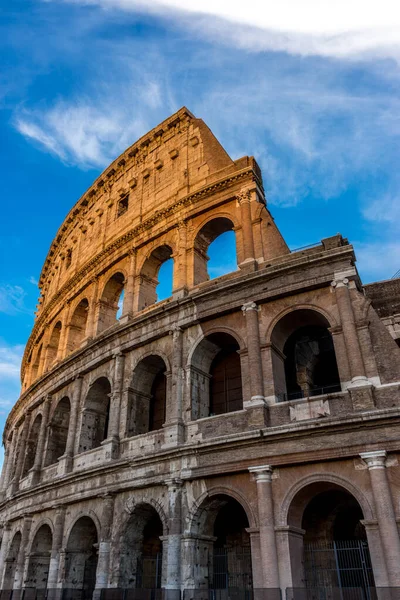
44,397,70,466
138,246,173,310
190,332,243,419
97,272,125,334
127,356,167,437
119,504,164,589
46,321,62,368
31,343,43,383
65,517,98,594
78,377,111,453
26,525,52,589
3,531,21,589
193,218,237,284
22,414,42,478
66,299,89,354
270,309,341,401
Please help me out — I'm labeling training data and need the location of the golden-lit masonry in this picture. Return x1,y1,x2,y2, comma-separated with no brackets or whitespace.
0,107,400,594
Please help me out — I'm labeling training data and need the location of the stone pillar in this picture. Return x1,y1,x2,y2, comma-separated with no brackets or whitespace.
13,516,32,589
331,274,367,385
59,300,73,359
248,465,280,589
0,432,16,494
86,277,100,339
0,523,12,588
95,494,115,590
164,326,184,447
360,450,400,586
32,395,52,484
61,375,83,473
11,412,32,495
237,189,255,266
172,221,188,298
105,352,125,459
164,479,183,589
121,250,136,322
242,302,265,406
47,506,66,588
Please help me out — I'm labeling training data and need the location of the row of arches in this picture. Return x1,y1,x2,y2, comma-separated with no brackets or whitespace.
28,218,238,384
2,481,375,592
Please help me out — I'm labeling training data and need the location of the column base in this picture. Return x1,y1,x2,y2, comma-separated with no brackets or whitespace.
238,258,258,272
57,454,74,475
172,287,188,300
162,421,185,449
101,437,120,460
348,382,375,411
119,313,132,325
244,395,267,408
243,403,268,427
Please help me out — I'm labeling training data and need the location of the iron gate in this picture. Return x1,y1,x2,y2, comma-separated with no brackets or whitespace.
212,548,253,590
304,540,375,599
136,554,162,589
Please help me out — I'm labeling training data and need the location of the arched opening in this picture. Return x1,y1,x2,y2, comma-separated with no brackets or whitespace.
119,504,164,589
67,299,89,354
190,494,252,590
22,413,42,478
97,272,125,334
190,333,242,420
395,338,400,349
138,245,173,310
287,482,375,592
25,525,52,589
78,377,111,453
3,531,21,589
270,309,341,401
126,356,167,437
193,218,237,284
65,517,98,594
31,344,43,383
44,397,71,466
46,321,62,368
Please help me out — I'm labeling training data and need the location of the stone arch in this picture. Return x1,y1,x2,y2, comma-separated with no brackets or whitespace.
192,215,238,284
3,530,22,589
126,355,168,437
97,271,125,334
189,331,243,419
44,396,71,467
137,245,174,310
268,307,341,401
265,304,338,346
22,412,43,478
66,298,89,354
187,326,246,368
279,473,374,527
46,321,62,369
31,343,43,383
65,515,99,593
78,376,111,453
281,474,375,589
118,501,166,589
25,523,53,589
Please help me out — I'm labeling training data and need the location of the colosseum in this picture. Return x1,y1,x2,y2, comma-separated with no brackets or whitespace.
0,106,400,599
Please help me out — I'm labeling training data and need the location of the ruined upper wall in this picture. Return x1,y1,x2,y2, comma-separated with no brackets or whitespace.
364,278,400,318
37,107,241,313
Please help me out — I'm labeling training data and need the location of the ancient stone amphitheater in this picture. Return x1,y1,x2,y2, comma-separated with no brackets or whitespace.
1,107,400,599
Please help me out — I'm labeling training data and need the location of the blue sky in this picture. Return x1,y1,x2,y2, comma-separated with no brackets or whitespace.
1,0,400,452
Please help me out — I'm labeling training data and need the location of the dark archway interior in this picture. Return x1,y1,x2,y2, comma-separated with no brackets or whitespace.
127,355,167,437
283,325,340,400
46,321,62,368
3,532,21,589
44,396,71,466
22,414,42,478
26,524,52,589
78,377,111,453
65,517,98,593
67,299,89,354
138,246,173,310
97,272,125,334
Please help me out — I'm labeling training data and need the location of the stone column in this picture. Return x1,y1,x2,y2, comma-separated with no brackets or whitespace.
172,221,188,298
242,302,264,406
47,506,66,588
11,412,32,495
86,277,100,339
360,450,400,586
164,326,184,447
61,375,83,473
0,432,16,494
164,479,183,589
32,395,52,484
95,494,115,590
105,351,125,458
248,465,280,589
237,189,255,266
121,250,136,322
0,523,12,588
59,300,73,359
13,516,32,589
331,274,367,385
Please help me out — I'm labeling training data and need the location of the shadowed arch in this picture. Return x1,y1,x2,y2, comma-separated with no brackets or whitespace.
65,516,98,594
26,524,53,589
193,216,237,284
138,245,174,310
97,271,125,334
78,377,111,452
46,321,62,369
44,396,70,466
3,530,22,589
66,298,89,354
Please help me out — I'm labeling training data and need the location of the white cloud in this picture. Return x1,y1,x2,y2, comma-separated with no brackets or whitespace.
29,276,38,286
355,241,400,282
0,285,29,315
51,0,400,61
0,345,24,381
362,195,400,224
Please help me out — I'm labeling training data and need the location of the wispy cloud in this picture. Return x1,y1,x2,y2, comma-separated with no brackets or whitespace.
50,0,400,61
362,195,400,225
0,344,23,381
0,285,30,315
356,241,400,282
29,276,38,286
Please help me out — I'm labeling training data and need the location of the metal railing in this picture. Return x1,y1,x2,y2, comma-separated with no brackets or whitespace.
276,384,342,403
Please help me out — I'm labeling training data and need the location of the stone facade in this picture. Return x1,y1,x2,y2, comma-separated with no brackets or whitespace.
1,107,400,595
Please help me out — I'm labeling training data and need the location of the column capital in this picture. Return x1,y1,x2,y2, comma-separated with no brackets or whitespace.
331,267,357,288
242,301,259,313
165,477,183,490
360,450,387,469
236,189,251,204
169,325,183,337
249,464,273,482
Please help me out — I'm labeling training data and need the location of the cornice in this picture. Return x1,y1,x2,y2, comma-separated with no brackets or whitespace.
22,167,257,378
